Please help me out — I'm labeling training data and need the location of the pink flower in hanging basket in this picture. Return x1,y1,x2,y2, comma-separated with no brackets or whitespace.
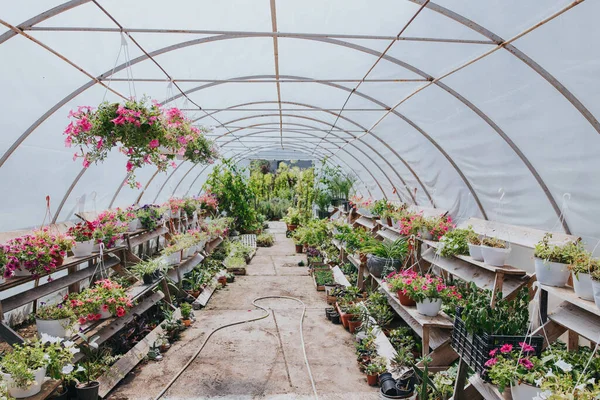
149,139,160,148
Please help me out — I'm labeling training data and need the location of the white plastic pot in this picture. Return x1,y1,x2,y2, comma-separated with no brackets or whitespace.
198,240,207,252
173,209,181,219
3,367,46,398
416,298,442,316
468,243,484,261
168,252,182,266
324,284,336,296
481,245,511,267
534,258,570,287
419,228,433,241
572,272,594,301
592,279,600,309
92,242,101,253
99,305,112,319
128,218,141,232
36,318,71,339
511,383,541,400
12,266,30,277
72,240,94,258
182,247,193,259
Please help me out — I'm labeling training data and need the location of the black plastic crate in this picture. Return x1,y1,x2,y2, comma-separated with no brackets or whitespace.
451,307,544,379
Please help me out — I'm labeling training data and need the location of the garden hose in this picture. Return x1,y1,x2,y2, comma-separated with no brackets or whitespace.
153,296,318,400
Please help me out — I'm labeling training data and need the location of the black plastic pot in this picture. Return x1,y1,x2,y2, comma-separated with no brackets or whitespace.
317,209,329,219
330,312,341,324
143,273,155,285
379,373,397,396
380,387,413,399
367,255,402,278
396,373,416,397
76,381,100,400
51,387,68,400
325,307,335,320
342,201,351,212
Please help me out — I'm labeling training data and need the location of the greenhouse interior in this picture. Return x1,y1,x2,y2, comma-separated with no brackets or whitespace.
0,1,599,399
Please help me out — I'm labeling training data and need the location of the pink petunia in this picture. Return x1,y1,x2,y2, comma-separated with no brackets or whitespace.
149,139,160,149
484,357,498,367
489,348,498,357
519,342,535,353
82,158,91,168
500,344,513,354
519,358,534,370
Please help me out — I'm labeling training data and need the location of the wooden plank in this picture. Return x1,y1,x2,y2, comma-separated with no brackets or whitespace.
548,302,600,343
422,240,526,276
2,257,121,313
128,226,168,249
460,218,578,249
453,359,471,400
332,266,351,287
97,309,180,398
421,248,528,298
28,380,62,400
194,269,226,307
348,254,361,269
332,238,343,251
166,254,204,283
377,228,402,242
468,375,505,400
0,321,24,345
354,216,376,231
407,204,448,218
541,285,600,318
377,278,454,329
532,320,567,349
205,237,223,254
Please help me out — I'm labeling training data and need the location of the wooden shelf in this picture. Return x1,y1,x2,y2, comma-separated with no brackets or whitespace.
332,238,343,251
167,253,205,283
548,301,600,342
422,240,526,276
0,247,125,293
540,284,600,318
194,269,227,307
332,266,351,287
377,228,402,242
205,236,223,253
376,278,453,329
2,256,121,313
348,254,361,269
468,375,503,400
354,216,376,230
421,248,528,299
128,226,168,249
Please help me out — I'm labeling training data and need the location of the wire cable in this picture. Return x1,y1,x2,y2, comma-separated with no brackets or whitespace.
153,295,318,400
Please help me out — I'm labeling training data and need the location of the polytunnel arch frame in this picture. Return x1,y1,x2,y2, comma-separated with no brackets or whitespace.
0,1,592,233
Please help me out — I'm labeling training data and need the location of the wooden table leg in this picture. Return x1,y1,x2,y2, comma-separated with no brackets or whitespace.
452,359,469,400
422,326,430,358
568,330,579,351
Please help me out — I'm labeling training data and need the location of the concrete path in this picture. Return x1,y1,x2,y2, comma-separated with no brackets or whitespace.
109,221,378,400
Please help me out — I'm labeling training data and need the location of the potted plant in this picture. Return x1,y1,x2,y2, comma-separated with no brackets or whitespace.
592,269,600,309
0,340,49,398
35,303,75,339
347,304,363,334
365,356,387,386
485,342,544,399
401,274,460,317
314,190,331,219
180,303,193,327
136,205,164,231
390,346,416,397
437,227,472,258
569,251,598,301
68,279,133,323
0,244,16,283
387,270,417,306
130,259,164,285
467,232,483,261
67,221,96,258
283,207,302,231
481,237,511,267
75,333,101,400
362,239,407,278
256,233,274,247
183,269,206,298
217,275,227,287
534,233,583,287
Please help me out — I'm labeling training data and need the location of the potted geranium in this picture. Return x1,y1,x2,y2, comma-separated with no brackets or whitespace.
67,221,96,258
5,231,73,279
68,279,133,322
387,269,418,306
35,303,75,339
427,216,455,241
166,198,185,219
485,342,544,399
534,233,583,287
481,237,511,267
196,191,218,217
569,251,597,301
400,274,460,316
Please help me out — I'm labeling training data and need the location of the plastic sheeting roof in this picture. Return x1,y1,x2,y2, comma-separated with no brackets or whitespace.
1,0,599,242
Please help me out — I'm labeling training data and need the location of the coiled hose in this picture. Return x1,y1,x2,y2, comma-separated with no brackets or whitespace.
153,296,318,400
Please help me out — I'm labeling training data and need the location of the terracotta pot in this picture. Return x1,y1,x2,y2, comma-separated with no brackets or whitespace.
53,256,64,267
295,244,303,253
287,224,297,232
340,312,350,328
348,319,361,334
182,319,191,327
367,374,378,386
217,277,227,287
397,290,416,306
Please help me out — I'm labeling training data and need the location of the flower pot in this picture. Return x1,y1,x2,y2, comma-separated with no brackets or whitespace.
367,374,378,386
511,382,541,400
592,279,600,309
534,258,570,287
396,290,416,307
51,387,69,399
468,243,484,262
92,242,101,253
143,273,156,285
395,373,417,397
367,255,401,278
379,373,397,396
12,266,30,277
168,252,182,266
330,312,341,324
76,381,99,400
348,319,361,333
287,224,297,232
73,240,94,258
481,245,511,267
128,219,140,232
3,367,46,398
218,277,227,287
416,298,442,316
419,228,433,241
99,305,112,319
36,317,71,339
326,307,335,320
324,284,336,296
53,256,64,267
380,387,414,399
572,272,594,301
182,319,191,327
295,244,303,253
340,311,350,328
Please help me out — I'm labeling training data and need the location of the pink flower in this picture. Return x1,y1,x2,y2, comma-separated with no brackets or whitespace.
519,358,534,370
126,161,134,172
65,136,72,147
149,139,160,149
82,158,91,168
96,138,104,150
489,348,498,357
484,357,498,367
519,342,535,353
116,307,126,317
135,182,142,189
102,304,109,311
500,344,513,354
170,161,177,168
78,317,87,325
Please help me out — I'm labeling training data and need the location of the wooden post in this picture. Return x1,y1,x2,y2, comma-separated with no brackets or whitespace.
422,326,430,358
490,272,505,308
160,278,172,304
540,289,548,323
452,359,469,400
568,330,579,351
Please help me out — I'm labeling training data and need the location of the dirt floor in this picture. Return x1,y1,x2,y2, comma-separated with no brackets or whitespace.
109,221,378,400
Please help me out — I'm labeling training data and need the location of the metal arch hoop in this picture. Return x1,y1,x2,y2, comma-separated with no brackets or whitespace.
147,128,395,205
211,116,411,203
